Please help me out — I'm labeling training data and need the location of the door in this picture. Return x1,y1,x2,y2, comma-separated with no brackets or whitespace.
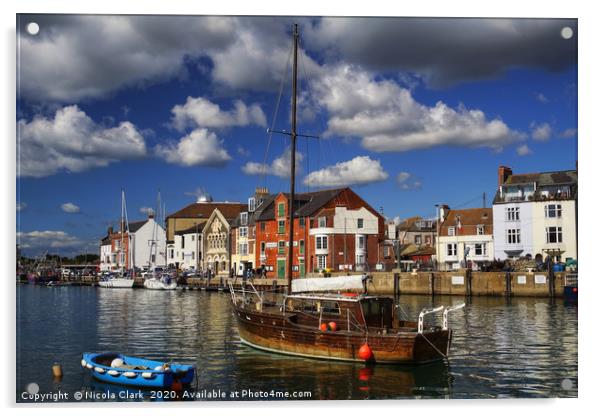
277,259,286,279
299,259,305,277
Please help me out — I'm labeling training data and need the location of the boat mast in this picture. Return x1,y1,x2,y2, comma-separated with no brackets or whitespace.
287,23,299,295
120,189,125,277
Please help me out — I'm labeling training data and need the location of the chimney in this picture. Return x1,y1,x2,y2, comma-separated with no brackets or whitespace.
439,205,450,223
108,226,113,235
498,165,512,187
255,186,269,198
148,210,155,219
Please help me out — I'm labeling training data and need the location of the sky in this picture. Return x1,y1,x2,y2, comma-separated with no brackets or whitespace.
15,15,578,256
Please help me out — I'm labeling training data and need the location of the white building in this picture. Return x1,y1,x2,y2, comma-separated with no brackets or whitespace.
99,231,113,272
169,225,203,271
492,166,577,263
436,206,495,270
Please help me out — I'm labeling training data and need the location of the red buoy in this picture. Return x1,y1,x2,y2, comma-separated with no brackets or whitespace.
328,321,337,332
320,323,328,331
358,344,373,361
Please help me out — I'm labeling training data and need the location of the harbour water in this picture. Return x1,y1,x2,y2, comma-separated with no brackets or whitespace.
16,284,577,401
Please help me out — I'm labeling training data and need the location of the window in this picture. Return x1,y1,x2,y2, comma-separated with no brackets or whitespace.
192,251,195,260
181,252,184,260
248,197,256,212
546,227,563,243
318,216,327,228
414,235,422,245
477,225,485,235
448,227,456,236
278,220,285,234
474,243,487,256
260,222,265,232
425,236,432,245
356,254,365,265
181,237,185,249
277,203,285,217
239,227,248,238
240,212,248,226
357,235,366,250
299,217,305,228
299,239,305,254
384,246,390,258
169,249,174,259
278,241,285,255
506,207,520,221
238,243,248,255
151,254,156,263
357,218,364,229
191,235,195,241
317,255,327,270
260,242,266,256
447,243,457,256
545,204,562,218
316,235,328,250
506,229,521,244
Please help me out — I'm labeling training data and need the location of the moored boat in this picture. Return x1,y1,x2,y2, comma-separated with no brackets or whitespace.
81,352,195,389
144,272,177,290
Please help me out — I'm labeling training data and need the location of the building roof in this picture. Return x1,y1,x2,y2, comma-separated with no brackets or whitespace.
175,224,203,236
255,188,351,222
397,216,436,232
128,220,148,233
504,170,577,187
166,202,247,220
231,194,277,227
440,208,493,228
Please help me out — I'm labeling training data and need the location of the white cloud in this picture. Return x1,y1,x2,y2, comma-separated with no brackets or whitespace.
17,202,27,211
314,65,524,152
396,172,422,190
61,202,80,213
139,206,155,216
19,15,236,102
560,128,577,138
531,122,552,141
171,97,266,131
535,93,549,103
18,105,147,177
17,230,82,249
303,156,388,187
237,146,250,157
155,128,231,167
242,148,303,178
516,144,533,156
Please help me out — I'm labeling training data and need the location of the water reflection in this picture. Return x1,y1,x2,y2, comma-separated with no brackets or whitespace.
16,285,577,401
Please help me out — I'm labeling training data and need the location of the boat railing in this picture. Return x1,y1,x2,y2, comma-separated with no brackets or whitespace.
418,303,466,333
443,303,465,330
565,272,578,287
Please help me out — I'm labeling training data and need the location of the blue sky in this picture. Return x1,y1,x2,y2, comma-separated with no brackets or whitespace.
16,15,577,256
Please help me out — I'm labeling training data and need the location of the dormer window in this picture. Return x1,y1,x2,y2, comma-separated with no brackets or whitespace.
448,227,456,236
318,216,327,228
240,212,248,226
248,197,256,212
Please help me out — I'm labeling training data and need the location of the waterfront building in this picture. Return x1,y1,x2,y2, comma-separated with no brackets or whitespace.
99,229,113,271
230,188,275,277
492,165,577,262
397,216,437,247
99,212,167,271
201,207,246,276
164,196,246,270
435,206,494,271
254,187,391,279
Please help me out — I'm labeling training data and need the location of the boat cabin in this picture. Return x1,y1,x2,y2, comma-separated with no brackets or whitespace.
284,294,402,331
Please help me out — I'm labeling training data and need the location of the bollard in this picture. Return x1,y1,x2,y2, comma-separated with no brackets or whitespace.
52,363,63,379
430,272,435,298
393,273,399,297
466,269,472,297
505,272,511,297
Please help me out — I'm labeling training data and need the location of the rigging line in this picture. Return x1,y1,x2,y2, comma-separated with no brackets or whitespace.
262,39,294,188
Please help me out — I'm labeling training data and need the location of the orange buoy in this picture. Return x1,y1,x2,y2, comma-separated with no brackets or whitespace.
358,344,373,361
319,323,328,331
358,367,373,381
328,322,337,332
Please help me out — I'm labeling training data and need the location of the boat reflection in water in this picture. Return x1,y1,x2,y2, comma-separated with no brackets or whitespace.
233,347,453,400
86,379,195,402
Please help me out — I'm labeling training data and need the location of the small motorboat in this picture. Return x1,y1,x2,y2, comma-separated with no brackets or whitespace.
82,352,195,389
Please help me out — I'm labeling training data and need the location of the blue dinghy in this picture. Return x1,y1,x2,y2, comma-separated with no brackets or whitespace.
82,352,195,389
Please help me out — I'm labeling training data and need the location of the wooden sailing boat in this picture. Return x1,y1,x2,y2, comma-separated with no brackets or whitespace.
229,24,464,364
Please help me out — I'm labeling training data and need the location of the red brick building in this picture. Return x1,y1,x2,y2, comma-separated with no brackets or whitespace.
250,187,392,279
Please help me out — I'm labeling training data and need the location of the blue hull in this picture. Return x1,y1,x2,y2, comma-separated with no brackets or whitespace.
82,352,195,389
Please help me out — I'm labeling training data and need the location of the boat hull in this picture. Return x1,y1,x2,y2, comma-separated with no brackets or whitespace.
82,352,195,389
232,304,451,364
143,279,177,290
98,278,135,288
